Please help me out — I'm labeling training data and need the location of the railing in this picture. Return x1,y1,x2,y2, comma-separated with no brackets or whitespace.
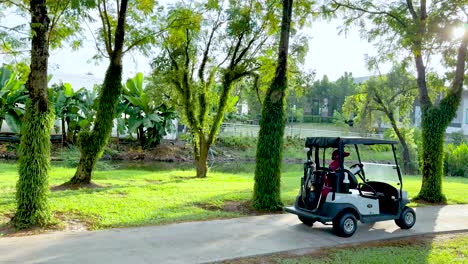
219,123,380,138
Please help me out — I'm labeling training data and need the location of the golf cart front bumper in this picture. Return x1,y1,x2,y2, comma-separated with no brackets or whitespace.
284,206,333,224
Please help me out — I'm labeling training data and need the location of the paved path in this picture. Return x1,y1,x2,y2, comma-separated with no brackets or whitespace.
1,205,467,264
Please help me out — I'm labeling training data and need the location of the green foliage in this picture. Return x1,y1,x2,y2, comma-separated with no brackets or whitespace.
306,73,357,117
448,130,466,146
445,143,468,178
122,73,176,149
14,101,54,229
151,0,283,177
0,66,27,133
330,0,467,202
215,136,257,151
49,82,97,142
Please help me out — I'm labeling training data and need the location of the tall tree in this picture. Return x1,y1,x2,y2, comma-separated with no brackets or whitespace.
0,0,97,228
253,0,293,210
66,0,130,185
343,64,418,174
151,0,279,178
330,0,468,202
13,0,54,229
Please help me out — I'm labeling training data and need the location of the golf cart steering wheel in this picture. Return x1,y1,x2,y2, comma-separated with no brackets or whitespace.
358,182,377,198
349,163,364,180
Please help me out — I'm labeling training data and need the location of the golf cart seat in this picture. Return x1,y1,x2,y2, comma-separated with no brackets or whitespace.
327,171,359,190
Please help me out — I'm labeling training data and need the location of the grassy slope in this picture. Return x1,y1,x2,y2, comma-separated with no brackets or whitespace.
279,234,468,264
1,162,467,230
221,233,468,264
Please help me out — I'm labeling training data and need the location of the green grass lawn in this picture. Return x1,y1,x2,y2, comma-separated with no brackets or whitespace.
1,162,467,231
221,233,468,264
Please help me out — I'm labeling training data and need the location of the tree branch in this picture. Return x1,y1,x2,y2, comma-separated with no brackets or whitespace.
405,0,418,21
0,25,28,36
122,35,150,54
97,0,113,55
0,0,30,11
333,0,407,28
84,19,109,58
198,8,222,84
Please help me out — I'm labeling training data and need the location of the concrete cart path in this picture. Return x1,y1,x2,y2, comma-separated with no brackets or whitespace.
1,204,467,264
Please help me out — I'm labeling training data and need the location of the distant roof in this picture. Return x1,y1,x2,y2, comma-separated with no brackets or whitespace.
49,72,103,91
305,137,397,148
353,76,372,84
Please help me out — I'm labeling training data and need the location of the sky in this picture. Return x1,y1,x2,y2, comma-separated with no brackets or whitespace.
46,18,380,85
1,1,399,86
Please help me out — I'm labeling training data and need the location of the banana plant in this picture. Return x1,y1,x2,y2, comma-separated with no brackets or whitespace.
123,72,175,148
0,66,27,134
49,83,97,144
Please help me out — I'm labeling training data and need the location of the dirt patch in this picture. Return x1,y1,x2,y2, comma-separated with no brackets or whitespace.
111,140,192,162
54,212,94,232
50,182,105,192
0,212,95,237
145,179,163,184
197,201,282,216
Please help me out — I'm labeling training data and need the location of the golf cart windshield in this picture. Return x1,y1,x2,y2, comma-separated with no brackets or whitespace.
305,137,403,186
361,162,400,184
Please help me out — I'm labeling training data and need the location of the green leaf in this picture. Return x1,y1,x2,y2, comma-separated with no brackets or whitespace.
128,118,144,132
143,117,153,128
78,119,90,128
5,112,21,134
147,113,162,122
64,83,73,97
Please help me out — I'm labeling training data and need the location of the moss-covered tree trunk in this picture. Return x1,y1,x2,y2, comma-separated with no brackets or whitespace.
195,136,209,178
66,0,128,185
416,25,467,202
253,0,293,211
69,54,124,185
418,111,446,202
14,0,54,229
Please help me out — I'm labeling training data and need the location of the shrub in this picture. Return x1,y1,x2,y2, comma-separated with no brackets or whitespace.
215,136,257,151
448,130,466,146
303,115,334,123
445,143,468,177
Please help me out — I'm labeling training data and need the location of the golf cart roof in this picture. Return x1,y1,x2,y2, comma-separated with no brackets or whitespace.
305,137,397,148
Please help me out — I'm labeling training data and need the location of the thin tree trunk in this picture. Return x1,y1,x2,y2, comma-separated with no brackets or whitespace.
388,113,412,174
196,144,209,178
253,0,293,211
61,116,67,146
138,125,145,147
14,0,54,229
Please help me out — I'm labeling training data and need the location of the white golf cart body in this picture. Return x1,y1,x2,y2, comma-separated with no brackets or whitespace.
285,137,416,237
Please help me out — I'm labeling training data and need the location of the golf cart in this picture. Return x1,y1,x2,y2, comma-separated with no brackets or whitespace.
285,137,416,237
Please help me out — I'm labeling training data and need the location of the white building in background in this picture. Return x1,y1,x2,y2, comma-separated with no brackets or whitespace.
413,89,468,136
49,72,103,91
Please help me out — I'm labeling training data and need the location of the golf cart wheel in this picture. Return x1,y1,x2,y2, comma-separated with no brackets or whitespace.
298,216,315,226
395,207,416,229
333,213,357,237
